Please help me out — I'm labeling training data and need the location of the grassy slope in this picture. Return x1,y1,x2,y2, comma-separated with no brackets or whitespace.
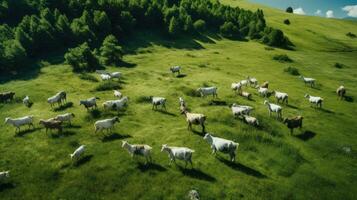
1,1,357,199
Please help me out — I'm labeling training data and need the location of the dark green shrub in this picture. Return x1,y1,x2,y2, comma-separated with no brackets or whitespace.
78,73,99,82
273,54,293,62
193,19,206,33
346,32,356,38
284,19,290,25
286,7,293,13
284,66,300,75
95,81,121,91
334,63,344,69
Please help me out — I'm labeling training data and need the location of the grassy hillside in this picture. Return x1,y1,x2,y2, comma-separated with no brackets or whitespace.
1,0,357,199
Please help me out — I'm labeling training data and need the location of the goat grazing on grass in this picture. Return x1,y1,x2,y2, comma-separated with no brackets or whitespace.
54,113,75,125
231,104,253,118
23,96,31,107
239,91,252,100
283,116,303,134
114,90,122,98
304,94,323,108
272,91,288,104
94,117,120,133
336,86,346,100
264,100,282,119
231,83,242,94
70,145,85,161
300,76,315,87
39,119,63,133
258,87,269,97
197,87,218,98
170,66,181,75
80,97,99,110
203,133,239,162
161,144,194,168
103,97,129,111
242,115,259,127
247,76,258,87
181,108,206,133
5,116,34,133
0,92,15,102
0,171,10,181
122,141,152,164
150,96,166,110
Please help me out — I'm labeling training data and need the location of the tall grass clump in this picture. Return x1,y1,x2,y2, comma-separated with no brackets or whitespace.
79,73,99,82
273,54,293,62
334,63,344,69
95,81,121,91
284,66,300,76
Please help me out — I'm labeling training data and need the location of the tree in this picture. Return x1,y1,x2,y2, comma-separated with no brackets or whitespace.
64,42,100,72
183,15,193,32
2,39,27,70
100,35,123,65
93,10,111,39
286,7,293,13
220,22,238,38
168,16,180,35
193,19,206,33
284,19,290,25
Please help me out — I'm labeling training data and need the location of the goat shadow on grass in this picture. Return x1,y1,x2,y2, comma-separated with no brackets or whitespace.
344,96,354,102
50,130,76,138
178,166,216,182
191,130,205,137
176,74,187,78
53,102,73,112
294,130,316,141
137,163,167,172
286,104,299,109
15,127,40,137
217,157,266,179
319,108,335,114
155,109,177,117
66,124,82,129
208,100,227,106
101,133,131,142
116,60,137,68
73,155,93,167
0,182,15,192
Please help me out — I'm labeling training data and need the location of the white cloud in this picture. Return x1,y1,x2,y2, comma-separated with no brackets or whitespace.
315,9,322,15
326,10,334,18
293,7,306,15
342,5,357,17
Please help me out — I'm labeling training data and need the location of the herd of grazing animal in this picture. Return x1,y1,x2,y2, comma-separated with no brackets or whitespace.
0,66,350,184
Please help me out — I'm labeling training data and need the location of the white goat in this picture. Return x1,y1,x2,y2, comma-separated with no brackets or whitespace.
80,97,99,110
203,133,239,162
300,76,315,87
231,104,253,117
122,141,152,164
23,96,31,107
242,115,259,126
264,100,282,119
101,74,111,81
304,94,323,108
103,96,129,111
47,93,62,107
70,145,85,161
231,83,242,94
273,91,289,104
114,90,122,98
5,116,34,133
239,91,252,100
197,87,218,98
247,76,258,87
110,72,121,79
54,113,75,125
258,87,269,97
170,66,181,75
151,96,166,110
0,171,10,181
239,79,248,87
161,144,194,168
94,117,120,133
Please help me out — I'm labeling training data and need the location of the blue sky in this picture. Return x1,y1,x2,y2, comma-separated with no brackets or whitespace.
249,0,357,18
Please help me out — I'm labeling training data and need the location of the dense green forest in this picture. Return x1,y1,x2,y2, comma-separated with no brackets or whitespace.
0,0,291,73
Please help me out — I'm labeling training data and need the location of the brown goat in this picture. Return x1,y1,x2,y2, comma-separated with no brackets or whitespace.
39,119,63,133
283,116,303,134
0,92,15,102
260,81,269,89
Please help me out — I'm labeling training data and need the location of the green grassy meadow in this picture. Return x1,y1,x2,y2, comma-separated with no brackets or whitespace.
1,0,357,199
